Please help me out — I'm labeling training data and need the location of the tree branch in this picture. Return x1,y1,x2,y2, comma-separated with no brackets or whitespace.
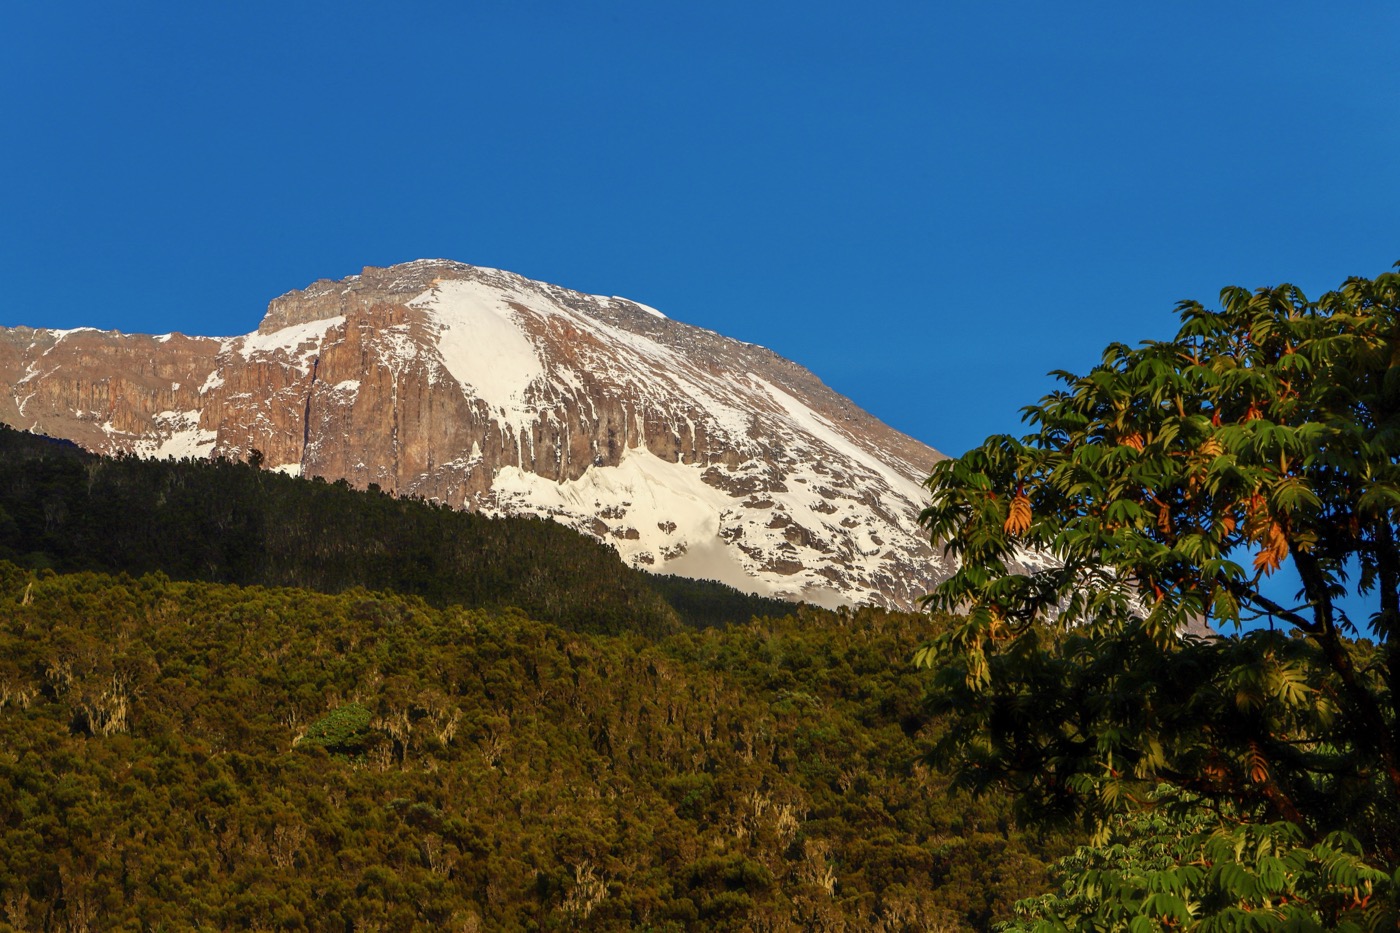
1292,548,1400,804
1219,577,1319,634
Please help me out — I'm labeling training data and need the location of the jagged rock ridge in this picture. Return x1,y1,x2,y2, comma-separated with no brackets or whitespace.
0,260,950,608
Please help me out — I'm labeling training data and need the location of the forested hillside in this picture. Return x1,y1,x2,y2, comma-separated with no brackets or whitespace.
0,564,1065,930
0,426,790,634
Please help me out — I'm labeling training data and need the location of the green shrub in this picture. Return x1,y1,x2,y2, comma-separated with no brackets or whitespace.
299,704,373,754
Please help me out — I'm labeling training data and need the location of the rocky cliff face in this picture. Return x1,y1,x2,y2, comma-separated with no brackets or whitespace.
0,260,950,608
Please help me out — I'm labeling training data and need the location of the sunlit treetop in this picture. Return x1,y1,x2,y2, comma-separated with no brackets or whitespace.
922,266,1400,646
916,266,1400,890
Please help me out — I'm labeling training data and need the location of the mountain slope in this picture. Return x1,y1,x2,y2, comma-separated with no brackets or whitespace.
0,260,948,608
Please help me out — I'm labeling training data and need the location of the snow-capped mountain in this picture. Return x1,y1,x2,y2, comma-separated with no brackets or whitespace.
0,260,949,609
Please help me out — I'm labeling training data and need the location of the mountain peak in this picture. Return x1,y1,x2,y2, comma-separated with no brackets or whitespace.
0,260,949,609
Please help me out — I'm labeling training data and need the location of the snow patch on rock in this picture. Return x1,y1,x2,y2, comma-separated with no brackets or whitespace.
238,317,343,373
411,280,545,431
485,446,916,606
135,410,217,460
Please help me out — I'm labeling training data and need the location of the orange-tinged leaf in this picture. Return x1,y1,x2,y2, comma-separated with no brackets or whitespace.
1253,521,1289,575
1121,433,1145,451
1243,494,1270,537
1157,500,1172,535
1199,437,1223,458
1249,746,1269,784
1004,494,1032,536
988,605,1011,642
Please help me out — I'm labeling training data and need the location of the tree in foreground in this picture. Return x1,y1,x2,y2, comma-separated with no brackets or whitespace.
918,267,1400,930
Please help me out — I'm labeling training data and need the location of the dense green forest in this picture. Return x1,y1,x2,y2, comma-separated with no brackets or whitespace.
0,564,1064,931
0,426,790,635
0,427,1070,929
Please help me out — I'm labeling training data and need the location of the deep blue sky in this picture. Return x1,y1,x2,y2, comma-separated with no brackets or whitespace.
3,2,1398,456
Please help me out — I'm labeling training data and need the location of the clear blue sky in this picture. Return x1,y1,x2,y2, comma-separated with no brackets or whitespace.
3,2,1398,456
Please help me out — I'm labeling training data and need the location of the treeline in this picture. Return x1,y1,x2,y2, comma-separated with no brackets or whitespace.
645,574,799,629
0,564,1067,931
0,427,789,635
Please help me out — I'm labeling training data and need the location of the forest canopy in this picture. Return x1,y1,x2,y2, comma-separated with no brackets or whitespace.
0,564,1066,931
